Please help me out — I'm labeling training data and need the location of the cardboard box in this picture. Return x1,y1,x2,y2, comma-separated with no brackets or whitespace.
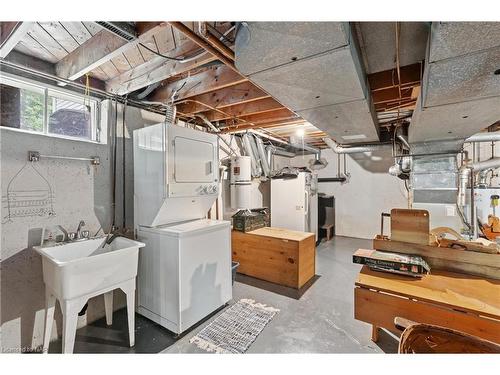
353,249,430,277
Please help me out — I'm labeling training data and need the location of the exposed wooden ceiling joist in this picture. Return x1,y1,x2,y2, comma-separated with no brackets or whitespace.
0,22,33,58
106,45,216,95
175,81,269,114
151,64,246,103
168,22,236,71
204,97,284,122
368,62,422,91
56,22,168,81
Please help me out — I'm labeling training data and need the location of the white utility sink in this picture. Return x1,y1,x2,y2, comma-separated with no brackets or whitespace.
34,236,145,353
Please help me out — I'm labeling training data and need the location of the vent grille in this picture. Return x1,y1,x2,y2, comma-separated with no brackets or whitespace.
95,22,136,41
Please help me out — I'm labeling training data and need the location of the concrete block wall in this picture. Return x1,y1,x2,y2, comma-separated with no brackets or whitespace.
0,100,164,352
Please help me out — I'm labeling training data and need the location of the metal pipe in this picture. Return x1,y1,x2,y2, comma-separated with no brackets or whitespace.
318,177,347,183
289,140,320,155
470,157,500,171
196,114,239,155
266,145,295,158
323,137,390,154
397,134,410,150
466,131,500,143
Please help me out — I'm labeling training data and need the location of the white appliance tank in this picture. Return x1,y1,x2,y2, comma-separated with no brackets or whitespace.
230,156,252,209
230,156,251,183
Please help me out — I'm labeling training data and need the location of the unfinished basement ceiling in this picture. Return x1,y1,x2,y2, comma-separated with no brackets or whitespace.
409,22,500,143
235,22,380,143
3,21,498,152
356,22,429,74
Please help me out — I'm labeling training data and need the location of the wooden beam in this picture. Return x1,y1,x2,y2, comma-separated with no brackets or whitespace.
56,22,167,81
175,81,269,115
221,117,305,133
105,40,215,95
0,22,33,59
368,63,422,91
151,64,247,102
169,22,237,72
234,108,297,123
205,97,285,122
199,22,235,61
372,86,415,104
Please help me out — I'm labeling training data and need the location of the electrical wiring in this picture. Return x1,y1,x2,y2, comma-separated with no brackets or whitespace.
138,43,185,61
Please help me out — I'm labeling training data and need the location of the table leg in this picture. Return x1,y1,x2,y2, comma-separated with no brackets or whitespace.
371,325,379,342
42,289,56,353
104,290,113,326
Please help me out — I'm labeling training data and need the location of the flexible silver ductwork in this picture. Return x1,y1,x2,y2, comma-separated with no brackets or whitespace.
289,140,320,155
254,135,271,178
323,137,389,154
242,133,262,177
266,145,295,158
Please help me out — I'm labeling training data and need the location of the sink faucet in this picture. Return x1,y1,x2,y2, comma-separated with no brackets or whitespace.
56,225,69,242
76,220,86,239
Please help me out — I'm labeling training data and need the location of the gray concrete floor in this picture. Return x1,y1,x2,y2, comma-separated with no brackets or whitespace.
52,236,398,353
162,236,398,353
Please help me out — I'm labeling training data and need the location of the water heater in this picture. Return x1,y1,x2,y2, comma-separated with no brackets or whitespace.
230,156,252,209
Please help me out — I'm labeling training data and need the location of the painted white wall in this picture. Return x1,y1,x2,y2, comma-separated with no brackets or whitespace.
289,149,409,239
0,101,164,352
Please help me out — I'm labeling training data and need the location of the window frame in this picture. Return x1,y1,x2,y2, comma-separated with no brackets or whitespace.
0,72,104,144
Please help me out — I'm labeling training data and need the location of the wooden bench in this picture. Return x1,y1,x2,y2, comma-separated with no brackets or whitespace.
232,227,316,289
354,265,500,344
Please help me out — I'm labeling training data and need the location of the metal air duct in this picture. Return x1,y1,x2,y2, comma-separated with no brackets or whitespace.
409,22,500,144
323,137,389,154
235,22,380,143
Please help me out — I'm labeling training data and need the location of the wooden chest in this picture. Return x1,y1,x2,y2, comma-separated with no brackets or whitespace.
231,227,316,289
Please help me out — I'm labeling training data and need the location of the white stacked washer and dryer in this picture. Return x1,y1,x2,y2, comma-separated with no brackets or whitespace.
133,123,232,335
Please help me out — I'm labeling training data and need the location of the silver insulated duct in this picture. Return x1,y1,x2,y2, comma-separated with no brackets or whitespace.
254,135,271,178
242,133,262,177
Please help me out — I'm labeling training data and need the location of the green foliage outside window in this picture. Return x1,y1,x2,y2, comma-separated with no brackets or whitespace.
20,90,44,132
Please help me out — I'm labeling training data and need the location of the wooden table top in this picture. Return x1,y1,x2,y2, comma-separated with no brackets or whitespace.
356,266,500,319
243,227,315,242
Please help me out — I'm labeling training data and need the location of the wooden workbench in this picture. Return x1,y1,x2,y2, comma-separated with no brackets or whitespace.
354,266,500,344
232,227,316,289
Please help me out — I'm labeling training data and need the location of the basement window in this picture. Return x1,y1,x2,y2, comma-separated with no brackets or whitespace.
0,74,101,143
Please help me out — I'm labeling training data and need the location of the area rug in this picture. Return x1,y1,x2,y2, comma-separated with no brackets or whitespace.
190,299,280,353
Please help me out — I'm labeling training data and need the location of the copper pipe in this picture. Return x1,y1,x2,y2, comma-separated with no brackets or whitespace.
198,22,235,61
169,22,237,72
